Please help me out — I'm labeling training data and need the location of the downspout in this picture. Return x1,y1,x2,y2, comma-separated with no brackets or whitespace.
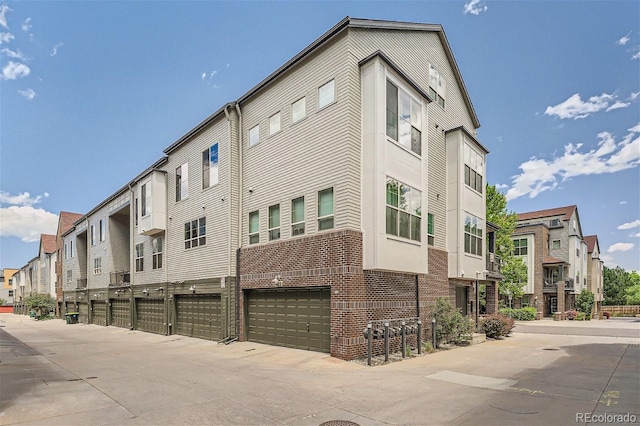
235,102,243,338
128,183,135,330
224,104,232,339
415,274,420,319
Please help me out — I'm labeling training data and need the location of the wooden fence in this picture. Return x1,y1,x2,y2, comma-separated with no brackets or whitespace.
601,305,640,316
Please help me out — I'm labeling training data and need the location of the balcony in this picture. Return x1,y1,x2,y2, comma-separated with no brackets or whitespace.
486,253,502,274
110,271,130,287
543,278,574,292
76,278,87,289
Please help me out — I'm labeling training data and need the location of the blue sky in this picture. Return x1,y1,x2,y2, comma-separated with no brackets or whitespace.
1,1,639,272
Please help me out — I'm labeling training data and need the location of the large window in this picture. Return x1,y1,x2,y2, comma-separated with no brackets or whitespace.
99,219,106,242
428,64,446,108
91,224,96,246
66,270,72,283
141,182,151,216
386,178,421,241
464,143,484,193
318,79,335,109
152,237,163,269
249,125,260,147
464,214,483,256
318,188,334,231
269,112,281,136
292,97,306,123
268,204,280,241
514,238,527,256
184,217,206,249
176,163,189,201
94,257,102,275
291,196,305,236
427,213,434,246
135,243,144,272
249,211,259,244
202,144,219,189
386,80,422,155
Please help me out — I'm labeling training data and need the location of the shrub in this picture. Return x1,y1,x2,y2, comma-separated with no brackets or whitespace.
576,312,586,321
24,293,56,320
576,289,595,316
499,307,537,321
429,297,474,347
566,310,578,320
480,314,514,338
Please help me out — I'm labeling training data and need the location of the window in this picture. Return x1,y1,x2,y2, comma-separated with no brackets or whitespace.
386,178,421,241
94,257,102,275
269,112,281,136
552,239,561,249
135,243,144,272
268,204,280,241
249,125,260,147
576,248,580,257
202,144,219,189
292,97,306,123
427,213,434,246
141,182,151,216
184,217,206,249
152,237,163,269
249,211,259,244
100,219,106,242
70,240,74,258
318,79,335,109
464,214,483,256
291,197,305,236
135,198,138,226
318,188,334,231
464,143,484,193
176,163,189,201
386,80,421,155
66,270,72,283
91,224,96,246
514,238,528,256
8,290,13,297
64,243,68,260
428,64,446,108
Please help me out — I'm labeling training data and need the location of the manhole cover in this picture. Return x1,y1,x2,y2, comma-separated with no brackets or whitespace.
319,422,360,426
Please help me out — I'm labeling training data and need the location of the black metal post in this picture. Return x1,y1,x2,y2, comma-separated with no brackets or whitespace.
417,319,422,354
431,317,437,349
384,322,389,363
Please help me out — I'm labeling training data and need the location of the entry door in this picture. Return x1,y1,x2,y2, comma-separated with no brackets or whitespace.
456,286,468,315
549,297,558,315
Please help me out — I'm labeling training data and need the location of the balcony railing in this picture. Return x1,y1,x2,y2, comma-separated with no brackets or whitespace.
486,253,502,274
543,278,575,291
110,271,130,287
76,278,87,289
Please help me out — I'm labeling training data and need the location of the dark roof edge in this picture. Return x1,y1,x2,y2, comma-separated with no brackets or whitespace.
446,126,490,154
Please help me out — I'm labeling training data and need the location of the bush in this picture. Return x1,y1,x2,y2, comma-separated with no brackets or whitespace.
499,307,537,321
566,310,578,320
24,293,56,320
576,312,587,321
429,297,474,347
480,314,514,338
576,289,595,316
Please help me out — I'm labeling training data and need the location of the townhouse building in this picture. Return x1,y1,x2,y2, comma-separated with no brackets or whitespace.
511,205,595,316
54,211,83,315
584,235,604,313
1,268,18,309
54,17,500,360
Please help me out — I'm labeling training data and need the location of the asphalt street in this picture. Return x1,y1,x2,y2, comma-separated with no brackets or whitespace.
1,314,638,426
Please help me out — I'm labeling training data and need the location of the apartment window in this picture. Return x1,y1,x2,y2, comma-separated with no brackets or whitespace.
318,188,334,231
291,196,305,236
386,80,422,155
427,213,434,246
464,143,484,193
464,214,483,256
135,243,144,272
70,240,74,257
292,97,306,123
514,238,528,256
91,224,96,246
152,236,163,269
552,239,560,249
184,217,206,249
141,182,151,216
428,64,446,108
100,219,106,242
66,270,72,283
94,257,102,275
386,178,421,241
8,290,13,297
64,243,68,260
249,124,260,147
176,162,189,201
269,112,281,136
202,144,219,188
249,211,260,244
318,79,335,109
135,198,139,226
268,204,280,241
576,248,580,257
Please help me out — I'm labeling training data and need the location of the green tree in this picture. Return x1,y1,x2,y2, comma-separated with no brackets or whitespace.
24,293,56,320
625,271,640,304
486,184,528,300
0,298,6,306
429,297,473,346
575,289,595,316
603,266,634,305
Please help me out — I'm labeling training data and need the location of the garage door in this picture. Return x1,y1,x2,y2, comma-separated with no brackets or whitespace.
110,299,130,328
175,295,221,341
136,298,165,334
78,302,89,324
247,287,330,353
65,302,75,314
91,301,107,326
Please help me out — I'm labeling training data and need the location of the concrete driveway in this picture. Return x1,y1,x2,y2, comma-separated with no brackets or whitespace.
1,314,638,425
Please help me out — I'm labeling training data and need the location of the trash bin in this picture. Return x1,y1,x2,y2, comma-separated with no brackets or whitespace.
29,310,36,318
65,313,79,324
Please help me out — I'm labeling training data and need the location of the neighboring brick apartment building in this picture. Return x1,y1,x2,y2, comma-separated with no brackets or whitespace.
20,18,500,360
511,205,602,316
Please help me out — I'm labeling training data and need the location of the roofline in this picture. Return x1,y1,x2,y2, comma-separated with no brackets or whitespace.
446,126,489,153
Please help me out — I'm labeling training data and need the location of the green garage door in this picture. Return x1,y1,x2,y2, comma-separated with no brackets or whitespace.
91,301,107,326
247,287,330,353
110,299,130,328
136,298,165,334
176,295,222,341
78,302,89,324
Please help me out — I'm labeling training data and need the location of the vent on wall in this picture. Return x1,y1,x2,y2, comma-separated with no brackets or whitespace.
549,219,562,228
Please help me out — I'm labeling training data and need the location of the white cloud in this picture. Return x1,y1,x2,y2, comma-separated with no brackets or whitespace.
463,0,488,15
495,183,508,190
0,4,11,30
600,254,618,268
616,31,632,45
506,125,640,200
18,88,35,100
0,205,58,242
544,93,619,119
606,101,630,111
21,17,31,32
0,191,48,206
607,242,634,253
1,47,27,60
201,72,206,80
630,92,640,101
618,219,640,230
0,32,14,44
1,61,30,80
632,51,640,60
50,42,63,56
620,201,628,204
634,232,640,238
